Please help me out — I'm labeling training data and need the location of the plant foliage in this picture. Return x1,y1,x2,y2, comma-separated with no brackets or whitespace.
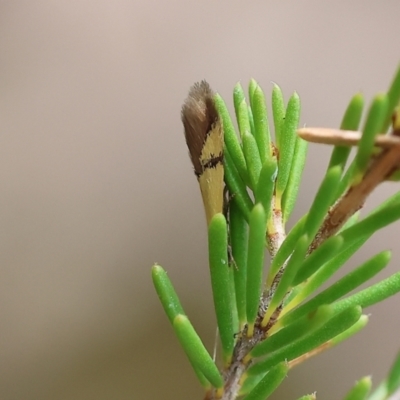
153,65,400,400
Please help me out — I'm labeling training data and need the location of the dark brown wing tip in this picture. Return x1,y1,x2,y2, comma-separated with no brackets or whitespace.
181,81,219,176
186,80,213,101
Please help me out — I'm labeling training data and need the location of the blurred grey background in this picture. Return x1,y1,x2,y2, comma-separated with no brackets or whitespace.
0,1,399,399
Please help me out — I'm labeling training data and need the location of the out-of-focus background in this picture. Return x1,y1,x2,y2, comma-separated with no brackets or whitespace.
0,1,399,399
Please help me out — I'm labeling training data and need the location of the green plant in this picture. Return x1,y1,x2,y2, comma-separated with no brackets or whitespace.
152,65,400,400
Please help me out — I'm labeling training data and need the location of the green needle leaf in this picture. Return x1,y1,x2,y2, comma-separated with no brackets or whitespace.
255,157,277,224
249,79,257,108
296,395,316,400
276,92,301,200
284,235,369,312
382,64,400,132
279,251,391,326
243,362,289,400
341,93,365,130
262,234,309,326
330,314,368,346
152,264,185,323
173,314,223,389
343,377,372,400
267,214,307,286
303,165,342,242
353,94,388,183
370,190,400,215
248,104,255,136
152,268,211,389
272,83,285,148
224,149,253,221
340,203,400,245
387,351,400,395
194,370,211,390
208,213,235,364
329,93,364,171
246,204,267,336
368,382,388,400
240,373,265,396
230,201,249,327
243,131,263,191
252,83,272,163
234,83,254,140
249,306,362,375
332,272,400,314
237,99,253,139
282,136,308,223
234,83,246,131
292,235,344,286
214,93,249,184
251,304,334,358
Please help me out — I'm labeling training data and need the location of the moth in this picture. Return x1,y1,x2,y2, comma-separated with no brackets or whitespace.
181,81,224,225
